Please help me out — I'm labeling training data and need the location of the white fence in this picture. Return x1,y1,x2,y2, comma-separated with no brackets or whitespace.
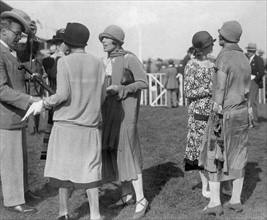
141,73,266,106
140,73,184,107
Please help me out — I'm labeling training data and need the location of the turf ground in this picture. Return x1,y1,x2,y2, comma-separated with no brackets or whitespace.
0,104,266,220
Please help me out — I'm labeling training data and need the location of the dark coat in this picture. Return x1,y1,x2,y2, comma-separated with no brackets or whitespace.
246,53,265,88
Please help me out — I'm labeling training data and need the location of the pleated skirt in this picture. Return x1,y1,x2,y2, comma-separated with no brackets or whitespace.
200,106,249,182
44,122,102,189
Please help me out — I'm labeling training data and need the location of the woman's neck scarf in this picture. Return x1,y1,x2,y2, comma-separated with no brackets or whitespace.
108,48,131,58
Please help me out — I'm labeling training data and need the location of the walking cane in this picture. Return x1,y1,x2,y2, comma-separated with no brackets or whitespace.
19,65,55,95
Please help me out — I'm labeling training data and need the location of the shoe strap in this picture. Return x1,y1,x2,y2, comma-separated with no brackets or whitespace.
121,193,133,203
136,197,146,207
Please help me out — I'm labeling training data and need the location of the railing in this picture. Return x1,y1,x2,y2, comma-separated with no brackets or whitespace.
141,73,266,106
140,73,184,107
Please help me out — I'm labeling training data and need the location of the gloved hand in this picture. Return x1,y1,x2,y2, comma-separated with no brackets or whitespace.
212,101,222,114
22,100,44,121
106,85,119,96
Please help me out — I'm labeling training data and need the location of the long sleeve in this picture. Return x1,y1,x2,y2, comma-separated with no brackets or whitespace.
128,54,148,85
254,57,265,84
44,58,70,107
0,50,31,110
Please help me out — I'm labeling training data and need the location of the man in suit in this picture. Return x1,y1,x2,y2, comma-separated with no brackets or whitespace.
245,43,265,127
164,59,179,108
0,8,41,213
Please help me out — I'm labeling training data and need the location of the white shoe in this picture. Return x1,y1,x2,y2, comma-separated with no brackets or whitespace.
202,191,211,198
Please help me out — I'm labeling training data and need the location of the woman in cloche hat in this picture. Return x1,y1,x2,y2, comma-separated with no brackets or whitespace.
183,31,215,199
23,22,106,220
99,25,149,219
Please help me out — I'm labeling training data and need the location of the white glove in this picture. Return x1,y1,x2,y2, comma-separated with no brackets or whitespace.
21,100,44,121
212,101,223,114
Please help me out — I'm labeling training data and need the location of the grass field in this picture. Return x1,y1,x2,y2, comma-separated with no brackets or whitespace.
0,104,266,220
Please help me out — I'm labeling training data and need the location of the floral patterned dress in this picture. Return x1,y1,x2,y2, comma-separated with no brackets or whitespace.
183,59,214,171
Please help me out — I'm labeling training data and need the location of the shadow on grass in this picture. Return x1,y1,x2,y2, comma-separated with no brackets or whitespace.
219,162,262,204
142,161,184,203
242,162,262,203
26,182,58,206
258,116,267,123
71,162,183,220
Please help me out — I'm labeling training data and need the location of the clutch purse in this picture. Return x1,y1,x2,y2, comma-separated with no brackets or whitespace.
121,68,135,85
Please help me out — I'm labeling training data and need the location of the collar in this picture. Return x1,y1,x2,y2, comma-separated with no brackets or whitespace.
217,44,243,58
249,54,255,63
0,39,17,58
0,39,10,49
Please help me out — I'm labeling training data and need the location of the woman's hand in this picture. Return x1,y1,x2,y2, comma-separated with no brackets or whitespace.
106,85,128,100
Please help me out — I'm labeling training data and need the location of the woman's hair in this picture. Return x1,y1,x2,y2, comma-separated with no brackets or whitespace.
112,39,122,49
193,47,204,58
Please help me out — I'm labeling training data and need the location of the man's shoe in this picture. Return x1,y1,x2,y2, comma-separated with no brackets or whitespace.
7,204,38,214
25,191,41,201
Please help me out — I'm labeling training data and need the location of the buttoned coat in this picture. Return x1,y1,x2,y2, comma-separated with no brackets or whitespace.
0,43,32,129
164,65,178,89
246,53,265,88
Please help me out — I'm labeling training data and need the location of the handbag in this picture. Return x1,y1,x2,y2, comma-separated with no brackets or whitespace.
194,113,209,121
121,67,135,85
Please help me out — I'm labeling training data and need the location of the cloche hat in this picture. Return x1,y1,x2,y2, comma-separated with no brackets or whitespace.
1,8,31,34
192,31,216,49
99,25,125,45
47,28,65,44
62,22,89,47
246,43,257,52
218,20,242,43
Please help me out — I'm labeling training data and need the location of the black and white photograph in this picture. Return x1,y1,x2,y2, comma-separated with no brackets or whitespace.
0,0,266,219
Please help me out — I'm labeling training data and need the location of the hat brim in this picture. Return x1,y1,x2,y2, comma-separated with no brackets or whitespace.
202,38,216,49
246,47,256,51
47,38,63,44
1,11,31,34
99,33,123,45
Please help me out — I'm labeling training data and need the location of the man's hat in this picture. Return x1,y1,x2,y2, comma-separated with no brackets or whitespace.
258,49,264,56
1,9,31,34
246,43,257,52
62,22,89,47
47,28,65,44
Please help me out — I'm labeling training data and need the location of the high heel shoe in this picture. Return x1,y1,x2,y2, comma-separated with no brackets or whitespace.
202,205,223,217
57,214,70,220
132,197,149,219
224,202,243,212
108,194,135,209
